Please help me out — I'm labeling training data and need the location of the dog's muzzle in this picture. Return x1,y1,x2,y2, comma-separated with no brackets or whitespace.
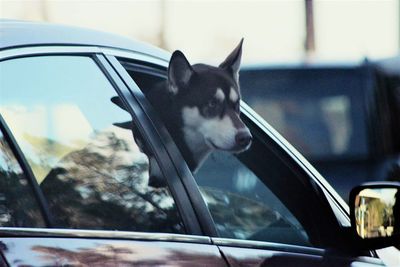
235,128,252,151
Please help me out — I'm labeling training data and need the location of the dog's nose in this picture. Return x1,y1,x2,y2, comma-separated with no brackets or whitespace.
235,130,252,148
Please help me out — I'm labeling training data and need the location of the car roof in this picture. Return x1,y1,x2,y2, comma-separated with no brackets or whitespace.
0,19,170,61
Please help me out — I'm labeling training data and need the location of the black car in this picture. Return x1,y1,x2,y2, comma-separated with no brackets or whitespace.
240,62,400,200
0,20,399,266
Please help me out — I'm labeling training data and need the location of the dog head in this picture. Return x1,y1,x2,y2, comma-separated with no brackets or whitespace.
168,39,252,154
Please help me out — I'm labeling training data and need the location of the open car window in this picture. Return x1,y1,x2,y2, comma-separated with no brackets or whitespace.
119,63,329,248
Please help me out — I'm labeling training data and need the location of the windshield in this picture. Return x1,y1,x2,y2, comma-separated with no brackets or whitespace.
240,67,369,160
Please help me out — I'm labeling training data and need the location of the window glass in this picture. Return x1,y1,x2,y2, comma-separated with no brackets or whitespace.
0,130,45,227
0,56,184,233
195,151,311,246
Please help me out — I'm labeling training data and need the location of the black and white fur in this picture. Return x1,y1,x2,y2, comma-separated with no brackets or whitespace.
113,39,252,182
146,39,251,171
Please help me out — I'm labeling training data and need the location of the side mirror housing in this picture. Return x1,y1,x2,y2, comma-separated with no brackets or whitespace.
349,182,400,249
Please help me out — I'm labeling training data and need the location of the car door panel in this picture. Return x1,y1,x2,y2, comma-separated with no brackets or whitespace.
218,245,385,267
219,245,323,267
0,231,227,266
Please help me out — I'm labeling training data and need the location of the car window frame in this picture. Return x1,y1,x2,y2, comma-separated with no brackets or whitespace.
105,54,219,237
108,50,379,258
107,55,358,251
0,46,203,236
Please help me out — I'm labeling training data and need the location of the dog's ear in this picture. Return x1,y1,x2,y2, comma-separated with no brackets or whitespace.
219,38,243,83
111,96,128,111
168,50,194,94
111,97,133,129
113,121,132,129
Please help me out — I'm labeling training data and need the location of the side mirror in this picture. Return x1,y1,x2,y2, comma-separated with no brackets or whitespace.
349,182,400,249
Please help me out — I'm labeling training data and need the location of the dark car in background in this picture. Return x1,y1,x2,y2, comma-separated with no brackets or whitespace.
0,20,399,266
240,61,400,199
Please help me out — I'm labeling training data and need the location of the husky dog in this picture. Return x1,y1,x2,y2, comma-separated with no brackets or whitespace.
146,39,252,171
113,40,252,184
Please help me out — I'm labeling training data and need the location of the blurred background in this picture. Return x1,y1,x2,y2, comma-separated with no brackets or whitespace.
1,0,399,64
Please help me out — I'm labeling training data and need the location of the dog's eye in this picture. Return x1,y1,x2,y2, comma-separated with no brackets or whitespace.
208,99,218,108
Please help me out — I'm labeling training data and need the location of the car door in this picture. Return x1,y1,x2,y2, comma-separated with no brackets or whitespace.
0,46,227,266
110,55,387,267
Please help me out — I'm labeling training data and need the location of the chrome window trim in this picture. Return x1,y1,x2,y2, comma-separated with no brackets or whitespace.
0,46,101,60
212,237,324,256
0,46,169,66
102,47,169,67
0,227,211,244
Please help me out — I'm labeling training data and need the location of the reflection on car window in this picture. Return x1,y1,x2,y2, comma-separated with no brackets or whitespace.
0,130,45,227
195,152,311,246
0,56,184,233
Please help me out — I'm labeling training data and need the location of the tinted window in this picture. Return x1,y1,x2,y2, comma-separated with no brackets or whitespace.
240,68,368,160
0,56,184,233
195,151,311,246
0,129,45,227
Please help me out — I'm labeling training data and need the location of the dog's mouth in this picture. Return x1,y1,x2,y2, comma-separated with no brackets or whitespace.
233,142,252,153
205,138,252,152
205,138,222,150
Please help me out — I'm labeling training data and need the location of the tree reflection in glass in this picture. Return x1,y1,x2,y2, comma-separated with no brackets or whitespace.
0,134,45,227
40,126,184,233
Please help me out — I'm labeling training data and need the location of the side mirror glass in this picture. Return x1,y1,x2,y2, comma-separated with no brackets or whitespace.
350,182,400,249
